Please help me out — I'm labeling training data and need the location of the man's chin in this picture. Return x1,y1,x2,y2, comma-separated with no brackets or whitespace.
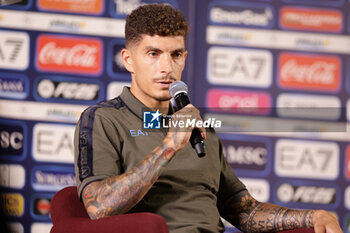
154,94,172,102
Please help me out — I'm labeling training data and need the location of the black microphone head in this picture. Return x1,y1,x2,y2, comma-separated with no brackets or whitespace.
169,81,188,98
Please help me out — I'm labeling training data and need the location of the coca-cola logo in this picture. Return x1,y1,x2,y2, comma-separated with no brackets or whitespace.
278,52,340,92
36,35,102,75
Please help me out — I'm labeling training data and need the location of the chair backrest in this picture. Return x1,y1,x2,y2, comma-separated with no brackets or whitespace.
50,186,89,225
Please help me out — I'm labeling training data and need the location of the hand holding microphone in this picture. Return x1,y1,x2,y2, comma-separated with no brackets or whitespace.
169,81,206,157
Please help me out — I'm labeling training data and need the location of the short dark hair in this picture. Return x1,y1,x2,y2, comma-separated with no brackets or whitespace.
125,4,189,47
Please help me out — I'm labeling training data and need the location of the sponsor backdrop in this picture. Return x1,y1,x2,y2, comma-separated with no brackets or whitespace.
0,0,349,232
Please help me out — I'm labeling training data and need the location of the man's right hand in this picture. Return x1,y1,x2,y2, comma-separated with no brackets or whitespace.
163,104,206,152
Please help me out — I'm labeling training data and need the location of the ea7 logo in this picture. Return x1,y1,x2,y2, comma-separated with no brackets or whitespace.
32,123,75,163
0,31,29,70
277,183,337,206
275,139,339,180
207,47,272,88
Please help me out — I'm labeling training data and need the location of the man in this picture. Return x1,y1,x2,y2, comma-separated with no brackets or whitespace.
74,3,343,233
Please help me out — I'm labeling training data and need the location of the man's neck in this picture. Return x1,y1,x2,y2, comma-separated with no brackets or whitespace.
145,100,169,115
129,88,170,115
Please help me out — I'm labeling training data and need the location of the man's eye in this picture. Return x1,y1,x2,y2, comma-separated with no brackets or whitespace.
149,52,158,57
173,52,182,58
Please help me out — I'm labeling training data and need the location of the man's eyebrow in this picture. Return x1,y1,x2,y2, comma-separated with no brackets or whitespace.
145,46,162,52
172,48,186,53
144,46,186,53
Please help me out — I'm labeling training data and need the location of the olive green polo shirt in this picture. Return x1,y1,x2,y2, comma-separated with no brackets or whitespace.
74,87,246,233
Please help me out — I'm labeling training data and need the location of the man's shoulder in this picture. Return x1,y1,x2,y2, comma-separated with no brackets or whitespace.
83,96,126,113
78,97,128,124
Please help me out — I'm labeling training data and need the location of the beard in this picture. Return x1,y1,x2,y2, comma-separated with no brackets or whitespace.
153,93,172,102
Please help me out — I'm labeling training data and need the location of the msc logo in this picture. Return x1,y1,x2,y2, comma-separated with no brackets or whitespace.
0,31,29,70
275,139,339,180
207,46,272,88
276,183,337,206
0,120,26,160
222,137,269,174
143,110,161,129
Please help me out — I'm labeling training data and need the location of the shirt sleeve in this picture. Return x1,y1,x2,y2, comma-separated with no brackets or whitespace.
74,107,123,200
216,137,246,213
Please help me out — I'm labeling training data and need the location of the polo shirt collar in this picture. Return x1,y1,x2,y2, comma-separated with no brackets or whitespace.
119,86,174,120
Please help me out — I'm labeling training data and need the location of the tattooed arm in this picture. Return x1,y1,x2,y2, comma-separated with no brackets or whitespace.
222,190,343,233
82,104,205,220
82,142,175,219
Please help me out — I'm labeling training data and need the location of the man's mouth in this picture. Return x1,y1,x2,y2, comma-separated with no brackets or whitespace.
156,80,173,88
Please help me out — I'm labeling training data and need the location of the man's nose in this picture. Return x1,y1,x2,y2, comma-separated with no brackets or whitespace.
159,54,174,74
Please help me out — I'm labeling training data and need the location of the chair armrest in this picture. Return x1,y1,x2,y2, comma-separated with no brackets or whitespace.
50,212,169,233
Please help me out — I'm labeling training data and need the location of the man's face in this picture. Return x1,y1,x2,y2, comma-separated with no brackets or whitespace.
123,35,187,106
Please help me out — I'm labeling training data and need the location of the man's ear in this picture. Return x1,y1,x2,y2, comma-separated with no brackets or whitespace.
121,48,134,73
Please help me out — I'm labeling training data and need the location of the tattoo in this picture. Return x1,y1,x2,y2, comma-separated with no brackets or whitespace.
224,190,315,232
82,145,175,219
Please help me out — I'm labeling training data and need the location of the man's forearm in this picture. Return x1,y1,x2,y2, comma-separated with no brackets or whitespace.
82,143,175,219
240,202,314,232
224,190,315,232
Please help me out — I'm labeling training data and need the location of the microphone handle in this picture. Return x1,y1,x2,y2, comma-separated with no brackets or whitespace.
173,93,206,157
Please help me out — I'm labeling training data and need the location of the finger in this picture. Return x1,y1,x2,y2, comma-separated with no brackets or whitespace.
314,224,326,233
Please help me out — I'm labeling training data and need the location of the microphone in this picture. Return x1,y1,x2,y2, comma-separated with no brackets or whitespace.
169,81,206,157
